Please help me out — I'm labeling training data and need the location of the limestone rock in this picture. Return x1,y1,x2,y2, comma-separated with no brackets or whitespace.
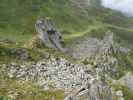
3,57,94,93
69,31,114,60
69,31,119,79
0,30,130,100
35,17,66,52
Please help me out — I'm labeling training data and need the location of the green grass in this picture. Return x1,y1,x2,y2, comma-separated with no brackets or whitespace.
112,84,133,100
0,42,42,63
0,79,64,100
0,28,33,43
115,52,133,79
0,62,64,100
64,22,107,45
0,0,133,45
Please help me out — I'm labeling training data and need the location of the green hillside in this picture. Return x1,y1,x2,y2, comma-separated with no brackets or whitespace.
0,0,132,71
0,0,133,45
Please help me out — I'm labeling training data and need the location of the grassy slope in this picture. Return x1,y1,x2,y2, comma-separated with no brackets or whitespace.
0,0,133,44
0,0,91,43
0,77,64,100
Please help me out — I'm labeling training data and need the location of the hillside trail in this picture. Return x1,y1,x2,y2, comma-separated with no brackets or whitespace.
64,24,103,40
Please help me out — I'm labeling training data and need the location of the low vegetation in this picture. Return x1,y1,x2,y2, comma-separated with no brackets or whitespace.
112,84,133,100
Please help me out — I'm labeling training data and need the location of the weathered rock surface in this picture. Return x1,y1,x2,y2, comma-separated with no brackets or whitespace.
65,80,113,100
0,48,120,100
35,18,66,52
1,56,116,100
70,31,119,79
11,48,29,60
3,58,94,92
69,31,114,60
0,31,130,100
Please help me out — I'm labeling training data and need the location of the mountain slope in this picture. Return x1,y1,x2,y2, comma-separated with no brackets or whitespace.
0,0,133,44
0,0,133,100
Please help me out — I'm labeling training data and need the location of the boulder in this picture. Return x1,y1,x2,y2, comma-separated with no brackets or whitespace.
65,80,113,100
11,48,29,60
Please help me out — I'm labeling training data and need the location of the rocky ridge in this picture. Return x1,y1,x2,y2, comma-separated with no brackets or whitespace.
1,56,115,100
0,31,132,100
70,31,114,60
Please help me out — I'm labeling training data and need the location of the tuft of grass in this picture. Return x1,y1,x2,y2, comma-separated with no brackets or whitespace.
112,84,133,100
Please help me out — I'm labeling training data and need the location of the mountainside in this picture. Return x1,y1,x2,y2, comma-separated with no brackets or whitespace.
0,0,133,100
0,0,133,45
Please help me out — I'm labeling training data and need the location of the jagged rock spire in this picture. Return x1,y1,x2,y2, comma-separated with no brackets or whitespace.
35,17,66,52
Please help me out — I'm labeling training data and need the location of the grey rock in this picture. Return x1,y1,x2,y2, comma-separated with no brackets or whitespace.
11,48,29,60
119,73,133,90
5,57,95,93
69,31,114,60
116,90,123,97
115,91,125,100
0,31,128,100
119,47,129,54
65,80,113,100
35,18,66,52
40,52,50,59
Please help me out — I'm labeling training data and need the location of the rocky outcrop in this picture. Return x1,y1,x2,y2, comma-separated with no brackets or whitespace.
65,80,113,100
0,54,117,100
3,58,94,92
69,31,114,60
119,73,133,90
69,31,119,78
35,18,66,52
1,31,130,100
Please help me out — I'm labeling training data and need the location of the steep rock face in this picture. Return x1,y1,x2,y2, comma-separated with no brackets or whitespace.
35,18,66,52
69,31,119,79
